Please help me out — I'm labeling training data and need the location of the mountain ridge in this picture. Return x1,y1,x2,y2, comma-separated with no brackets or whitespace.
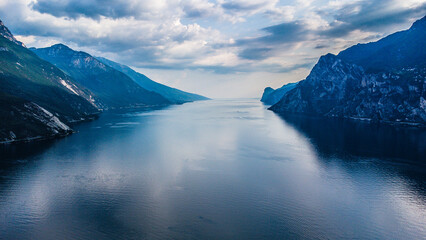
0,19,101,143
338,16,426,72
269,16,426,126
96,57,208,103
0,20,25,47
31,44,171,109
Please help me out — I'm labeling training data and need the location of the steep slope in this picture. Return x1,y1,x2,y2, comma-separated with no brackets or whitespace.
0,19,100,143
97,57,208,103
270,16,426,125
338,16,426,72
271,54,425,123
32,44,170,109
0,36,99,122
0,20,25,47
0,93,72,143
261,82,297,105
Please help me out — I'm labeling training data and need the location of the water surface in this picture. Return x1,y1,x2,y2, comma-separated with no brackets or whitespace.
0,99,425,239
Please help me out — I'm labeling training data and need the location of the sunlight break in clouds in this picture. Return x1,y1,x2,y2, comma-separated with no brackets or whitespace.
1,0,425,97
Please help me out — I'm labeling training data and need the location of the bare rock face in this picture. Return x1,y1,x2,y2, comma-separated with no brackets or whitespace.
270,54,426,124
261,83,297,105
270,54,365,115
269,16,426,126
0,96,73,144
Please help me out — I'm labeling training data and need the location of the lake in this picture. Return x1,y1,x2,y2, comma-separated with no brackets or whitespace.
0,99,425,239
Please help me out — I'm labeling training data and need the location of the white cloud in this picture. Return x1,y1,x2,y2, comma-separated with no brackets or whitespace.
194,51,241,67
0,0,424,97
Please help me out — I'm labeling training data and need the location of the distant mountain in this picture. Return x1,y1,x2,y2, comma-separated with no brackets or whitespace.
261,83,297,105
32,44,170,109
97,57,208,103
270,16,426,125
0,20,100,143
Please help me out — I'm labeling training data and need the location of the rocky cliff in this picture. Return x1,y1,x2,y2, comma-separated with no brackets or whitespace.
261,83,297,105
269,16,426,126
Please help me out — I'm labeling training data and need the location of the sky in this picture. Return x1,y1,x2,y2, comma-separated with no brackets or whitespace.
0,0,425,98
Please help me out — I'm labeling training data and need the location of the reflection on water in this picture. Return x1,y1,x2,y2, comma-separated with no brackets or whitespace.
279,113,426,161
0,99,425,239
278,113,426,207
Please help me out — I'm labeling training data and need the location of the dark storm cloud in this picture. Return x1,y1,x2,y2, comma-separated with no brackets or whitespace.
30,0,142,20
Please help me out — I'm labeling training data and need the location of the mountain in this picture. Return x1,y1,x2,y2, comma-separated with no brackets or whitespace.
32,44,170,109
0,93,72,143
0,20,100,143
96,57,208,103
338,16,426,72
0,20,25,47
270,16,426,125
0,37,100,121
261,82,297,105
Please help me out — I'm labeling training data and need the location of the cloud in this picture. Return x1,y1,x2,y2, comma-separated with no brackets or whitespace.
239,47,273,60
221,0,275,11
233,21,311,61
181,0,219,18
218,0,295,22
257,21,310,44
319,0,426,37
233,0,425,61
1,1,232,69
29,0,291,23
314,44,329,49
30,0,179,20
1,0,425,76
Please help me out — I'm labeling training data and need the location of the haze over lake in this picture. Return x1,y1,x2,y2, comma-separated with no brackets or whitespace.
0,99,425,239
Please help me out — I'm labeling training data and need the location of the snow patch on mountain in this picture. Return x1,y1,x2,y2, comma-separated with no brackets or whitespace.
59,78,79,95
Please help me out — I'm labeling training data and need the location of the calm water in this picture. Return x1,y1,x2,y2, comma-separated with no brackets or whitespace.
0,99,425,239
